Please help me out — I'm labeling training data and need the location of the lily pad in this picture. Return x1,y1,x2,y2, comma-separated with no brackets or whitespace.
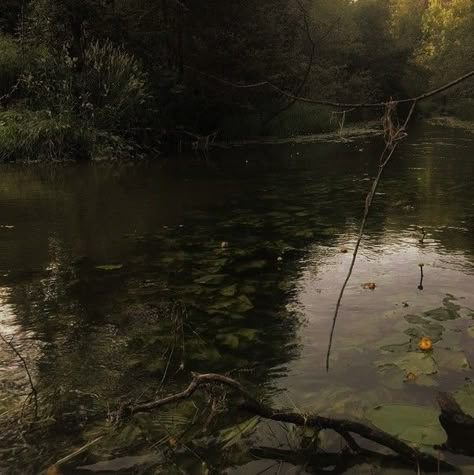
434,349,471,371
95,264,123,271
236,328,258,340
236,260,267,272
377,352,437,375
424,306,460,321
404,321,444,342
453,382,474,417
194,274,228,285
233,295,254,313
216,334,240,349
220,284,238,297
404,314,427,325
366,404,446,445
380,341,411,353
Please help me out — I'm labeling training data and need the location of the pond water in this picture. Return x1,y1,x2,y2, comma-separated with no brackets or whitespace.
0,123,474,474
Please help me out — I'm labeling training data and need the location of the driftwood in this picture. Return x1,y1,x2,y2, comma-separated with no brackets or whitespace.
437,392,474,456
117,372,454,471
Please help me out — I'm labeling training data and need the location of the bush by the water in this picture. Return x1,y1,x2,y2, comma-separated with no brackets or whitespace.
0,37,151,161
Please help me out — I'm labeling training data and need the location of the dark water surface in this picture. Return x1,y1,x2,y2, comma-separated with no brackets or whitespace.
0,124,474,474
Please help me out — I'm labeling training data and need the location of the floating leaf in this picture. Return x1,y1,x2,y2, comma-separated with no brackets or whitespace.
404,322,444,342
433,349,471,371
220,284,237,297
404,314,427,325
194,274,227,285
380,341,410,353
377,352,437,376
236,328,258,340
453,382,474,417
295,229,314,239
424,306,459,321
236,260,267,272
233,295,254,313
216,334,239,349
95,264,123,271
366,404,446,445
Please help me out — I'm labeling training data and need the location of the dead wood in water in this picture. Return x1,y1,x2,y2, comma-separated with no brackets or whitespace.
115,372,454,472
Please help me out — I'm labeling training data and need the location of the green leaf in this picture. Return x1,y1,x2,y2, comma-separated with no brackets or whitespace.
404,314,427,325
424,306,460,321
433,349,471,371
216,334,239,349
233,295,254,313
377,352,437,375
366,404,446,445
194,274,227,285
220,284,237,297
236,328,258,340
95,264,123,271
236,260,267,272
453,382,474,417
295,229,314,238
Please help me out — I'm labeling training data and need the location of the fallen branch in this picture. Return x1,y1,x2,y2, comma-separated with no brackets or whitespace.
117,372,453,471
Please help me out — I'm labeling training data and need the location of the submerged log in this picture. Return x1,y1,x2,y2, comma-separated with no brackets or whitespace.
437,391,474,456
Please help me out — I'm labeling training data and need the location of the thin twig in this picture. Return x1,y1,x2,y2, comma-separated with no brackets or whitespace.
325,99,417,371
0,332,38,419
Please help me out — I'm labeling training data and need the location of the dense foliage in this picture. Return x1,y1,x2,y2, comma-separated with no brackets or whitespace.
0,0,472,159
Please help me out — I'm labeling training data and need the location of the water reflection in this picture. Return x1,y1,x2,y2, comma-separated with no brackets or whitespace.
0,123,473,472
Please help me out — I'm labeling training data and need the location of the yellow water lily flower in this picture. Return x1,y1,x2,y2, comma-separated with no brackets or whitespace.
405,371,417,381
362,282,376,290
417,336,432,351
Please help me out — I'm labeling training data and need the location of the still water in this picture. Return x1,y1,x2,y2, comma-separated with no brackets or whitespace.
0,123,473,474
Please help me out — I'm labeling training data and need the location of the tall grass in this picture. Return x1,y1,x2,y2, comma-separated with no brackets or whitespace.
0,39,151,161
81,40,151,129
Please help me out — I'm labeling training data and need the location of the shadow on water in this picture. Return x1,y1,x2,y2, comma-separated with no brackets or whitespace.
0,123,473,473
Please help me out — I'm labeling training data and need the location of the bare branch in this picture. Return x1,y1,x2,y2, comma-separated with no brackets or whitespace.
0,332,38,419
185,67,474,109
117,372,452,471
325,99,417,371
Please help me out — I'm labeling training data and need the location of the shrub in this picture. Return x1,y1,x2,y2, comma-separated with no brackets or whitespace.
0,109,91,161
3,39,152,161
80,40,151,130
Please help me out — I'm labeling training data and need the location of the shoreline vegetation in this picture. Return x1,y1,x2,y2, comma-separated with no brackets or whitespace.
0,0,473,161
